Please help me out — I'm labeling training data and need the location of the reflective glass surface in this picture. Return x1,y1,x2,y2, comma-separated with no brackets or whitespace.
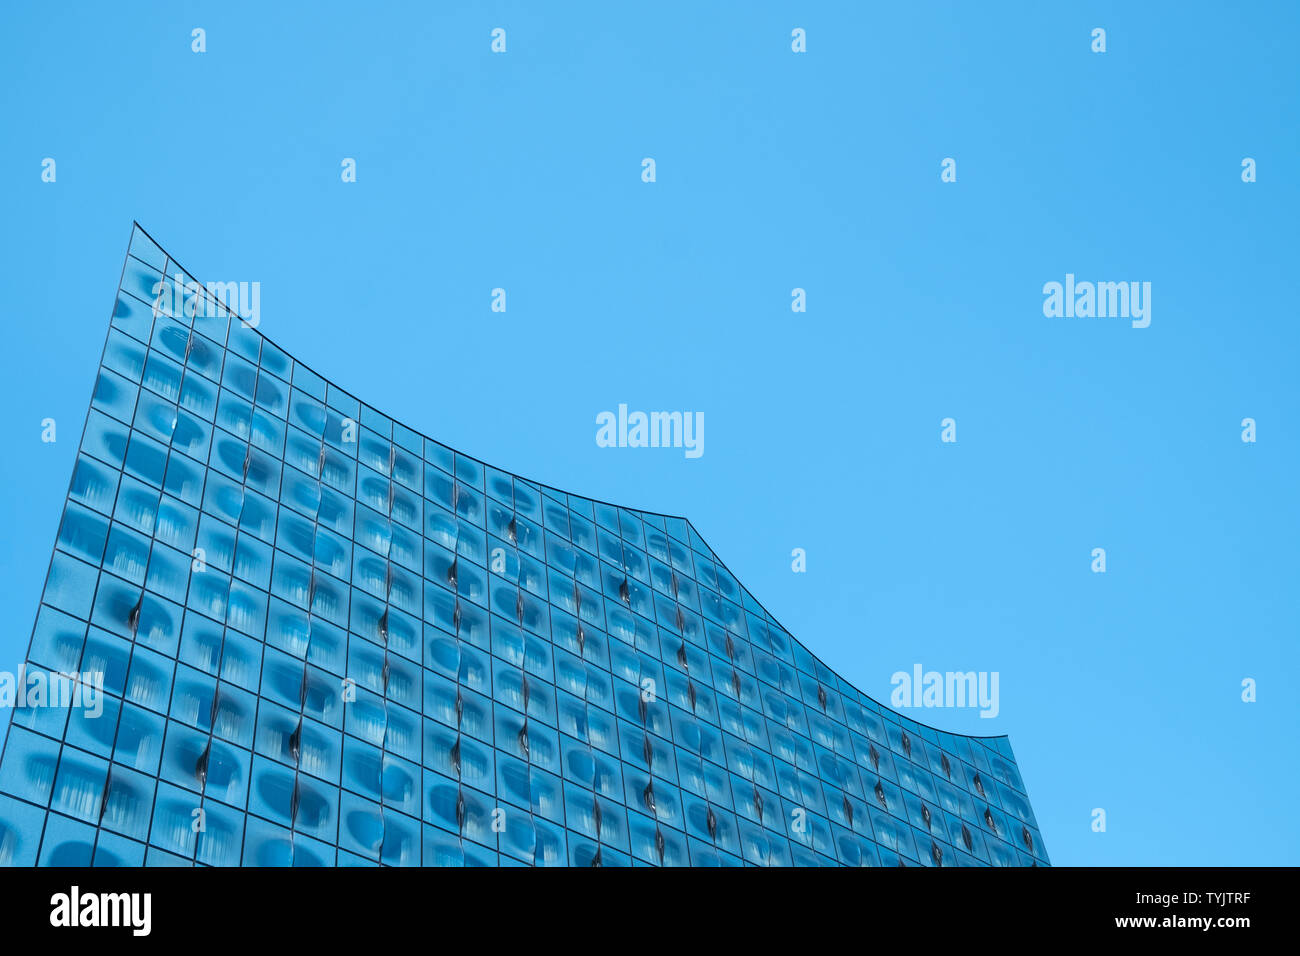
0,226,1049,867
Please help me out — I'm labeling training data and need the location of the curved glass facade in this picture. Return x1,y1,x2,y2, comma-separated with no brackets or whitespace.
0,225,1048,867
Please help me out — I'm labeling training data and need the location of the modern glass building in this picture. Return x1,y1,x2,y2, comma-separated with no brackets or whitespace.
0,225,1049,867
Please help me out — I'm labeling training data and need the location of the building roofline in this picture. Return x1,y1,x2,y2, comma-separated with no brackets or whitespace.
130,221,1014,748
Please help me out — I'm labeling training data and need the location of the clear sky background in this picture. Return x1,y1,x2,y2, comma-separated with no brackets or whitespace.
1,1,1296,866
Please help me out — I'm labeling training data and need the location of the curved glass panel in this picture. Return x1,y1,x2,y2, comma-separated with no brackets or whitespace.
0,225,1047,867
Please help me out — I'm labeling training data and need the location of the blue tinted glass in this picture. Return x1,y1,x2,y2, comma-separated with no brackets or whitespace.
0,227,1049,867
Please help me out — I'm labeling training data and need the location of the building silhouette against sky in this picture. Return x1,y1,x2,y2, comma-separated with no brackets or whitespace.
0,225,1049,866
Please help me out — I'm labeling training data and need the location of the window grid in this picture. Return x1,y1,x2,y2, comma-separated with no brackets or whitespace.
0,226,1048,868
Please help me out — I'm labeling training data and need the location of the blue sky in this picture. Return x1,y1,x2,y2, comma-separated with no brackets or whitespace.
1,1,1297,865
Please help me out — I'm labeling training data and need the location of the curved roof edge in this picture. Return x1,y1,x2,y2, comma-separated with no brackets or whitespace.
128,221,1014,748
